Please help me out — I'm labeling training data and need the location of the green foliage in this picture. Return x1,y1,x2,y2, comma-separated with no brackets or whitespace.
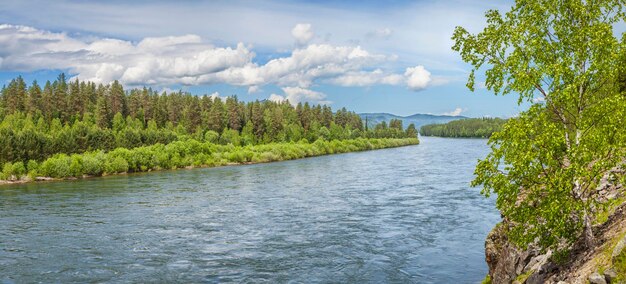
457,0,626,252
613,245,626,282
10,162,26,177
0,73,418,182
81,154,104,176
6,138,418,181
405,123,418,138
39,155,71,178
107,156,129,174
420,118,505,138
220,128,241,146
26,160,38,176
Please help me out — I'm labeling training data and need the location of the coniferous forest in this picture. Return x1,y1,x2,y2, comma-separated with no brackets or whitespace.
0,74,418,182
419,118,506,138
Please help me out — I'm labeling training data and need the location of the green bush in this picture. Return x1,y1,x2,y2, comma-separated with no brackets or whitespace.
39,155,71,178
204,131,219,144
82,154,104,176
7,137,419,181
220,129,241,146
1,163,12,180
11,161,26,178
106,157,129,174
27,160,39,177
69,155,83,177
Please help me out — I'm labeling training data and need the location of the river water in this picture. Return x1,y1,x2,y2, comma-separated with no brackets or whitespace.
0,137,500,283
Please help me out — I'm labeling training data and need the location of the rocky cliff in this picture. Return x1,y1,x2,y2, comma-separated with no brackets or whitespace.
485,183,626,284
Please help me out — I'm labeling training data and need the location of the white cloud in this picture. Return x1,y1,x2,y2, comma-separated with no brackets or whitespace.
0,24,439,92
269,87,330,105
443,107,465,116
327,69,403,87
404,65,431,91
247,85,260,93
283,87,329,105
205,91,225,101
292,23,314,46
0,0,511,75
159,87,179,94
268,93,286,102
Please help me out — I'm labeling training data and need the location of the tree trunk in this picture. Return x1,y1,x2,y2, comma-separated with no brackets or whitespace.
583,210,595,248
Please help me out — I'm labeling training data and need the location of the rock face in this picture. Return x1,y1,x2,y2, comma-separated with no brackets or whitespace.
484,224,551,283
485,180,626,284
485,202,626,283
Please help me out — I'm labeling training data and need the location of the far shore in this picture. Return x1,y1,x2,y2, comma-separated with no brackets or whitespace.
0,138,419,187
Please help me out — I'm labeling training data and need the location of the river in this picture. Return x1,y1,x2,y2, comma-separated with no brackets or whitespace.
0,137,500,283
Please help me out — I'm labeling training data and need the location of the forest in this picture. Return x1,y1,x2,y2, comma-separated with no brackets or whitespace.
0,74,419,182
419,118,505,138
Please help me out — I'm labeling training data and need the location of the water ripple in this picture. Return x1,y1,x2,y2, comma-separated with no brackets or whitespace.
0,137,499,283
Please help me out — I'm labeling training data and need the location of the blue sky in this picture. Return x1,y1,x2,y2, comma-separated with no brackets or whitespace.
0,0,525,117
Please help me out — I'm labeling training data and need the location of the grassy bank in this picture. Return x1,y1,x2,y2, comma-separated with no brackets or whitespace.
0,137,419,184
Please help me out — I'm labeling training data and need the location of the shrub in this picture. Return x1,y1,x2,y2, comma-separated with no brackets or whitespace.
204,131,219,144
82,154,104,176
39,155,71,178
1,162,12,180
11,161,26,178
26,160,39,177
220,129,241,146
69,155,83,177
107,157,129,174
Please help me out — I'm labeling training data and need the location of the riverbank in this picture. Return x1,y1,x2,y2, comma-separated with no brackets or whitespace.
0,137,419,186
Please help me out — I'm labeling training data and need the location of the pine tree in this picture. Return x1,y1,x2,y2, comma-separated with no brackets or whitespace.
207,97,225,132
26,80,42,116
108,80,126,116
95,96,110,129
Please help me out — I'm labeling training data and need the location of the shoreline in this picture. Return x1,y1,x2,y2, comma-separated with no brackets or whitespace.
0,138,419,187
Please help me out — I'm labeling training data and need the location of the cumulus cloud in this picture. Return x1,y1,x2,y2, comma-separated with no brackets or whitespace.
268,93,286,102
0,24,437,93
247,85,260,93
404,65,431,91
327,69,403,87
282,86,330,105
268,87,330,105
291,23,314,46
443,107,465,116
207,91,225,101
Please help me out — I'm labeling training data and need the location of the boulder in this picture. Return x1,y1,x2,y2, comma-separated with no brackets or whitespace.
589,272,607,284
604,268,618,284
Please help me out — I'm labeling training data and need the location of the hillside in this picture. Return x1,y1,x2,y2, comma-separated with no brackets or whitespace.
359,112,466,129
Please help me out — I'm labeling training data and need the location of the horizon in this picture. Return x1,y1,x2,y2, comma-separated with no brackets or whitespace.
0,0,525,118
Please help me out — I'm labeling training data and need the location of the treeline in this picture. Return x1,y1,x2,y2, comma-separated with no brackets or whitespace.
419,118,506,138
0,74,418,168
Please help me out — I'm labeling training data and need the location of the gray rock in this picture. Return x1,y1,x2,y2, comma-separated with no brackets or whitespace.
589,272,607,284
612,235,626,261
523,252,550,274
526,272,546,284
604,268,618,284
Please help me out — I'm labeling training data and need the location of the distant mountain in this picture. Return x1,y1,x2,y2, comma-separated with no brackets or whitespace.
359,112,467,129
